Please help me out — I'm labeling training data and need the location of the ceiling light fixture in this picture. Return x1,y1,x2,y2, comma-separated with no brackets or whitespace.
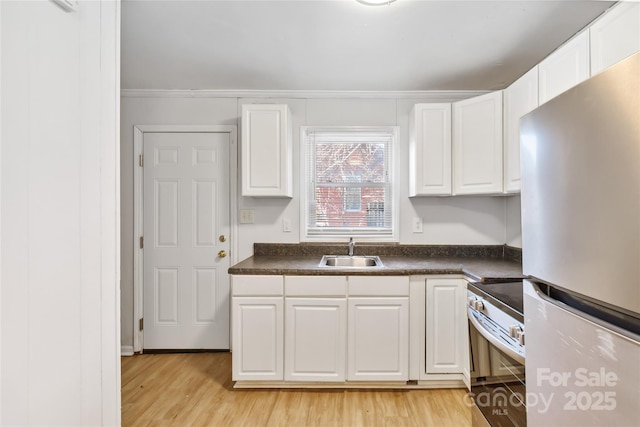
357,0,397,6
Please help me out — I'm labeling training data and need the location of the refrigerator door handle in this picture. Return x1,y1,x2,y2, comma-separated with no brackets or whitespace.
528,281,640,342
468,308,525,364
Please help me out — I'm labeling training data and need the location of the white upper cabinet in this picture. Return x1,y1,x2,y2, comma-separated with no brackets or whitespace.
538,30,590,104
241,104,292,197
409,103,452,196
503,66,539,193
590,2,640,75
452,91,504,195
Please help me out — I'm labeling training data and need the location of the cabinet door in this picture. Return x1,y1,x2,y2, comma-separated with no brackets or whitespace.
503,67,539,193
284,298,347,382
590,2,640,75
453,91,504,195
241,104,292,197
347,297,409,381
538,31,590,104
409,103,452,196
425,278,467,374
232,297,284,381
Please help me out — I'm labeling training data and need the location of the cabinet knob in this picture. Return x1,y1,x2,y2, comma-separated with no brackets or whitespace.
218,250,227,258
219,235,226,242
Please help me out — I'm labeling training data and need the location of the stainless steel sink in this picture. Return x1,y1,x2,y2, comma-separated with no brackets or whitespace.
319,255,383,268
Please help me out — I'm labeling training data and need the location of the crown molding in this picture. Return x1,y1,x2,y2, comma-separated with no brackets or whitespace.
120,89,490,101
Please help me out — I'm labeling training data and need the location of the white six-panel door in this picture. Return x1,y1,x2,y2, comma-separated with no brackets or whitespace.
143,132,230,349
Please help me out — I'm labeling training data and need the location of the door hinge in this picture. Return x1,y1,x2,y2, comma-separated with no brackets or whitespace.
139,318,144,331
139,236,144,249
139,153,144,167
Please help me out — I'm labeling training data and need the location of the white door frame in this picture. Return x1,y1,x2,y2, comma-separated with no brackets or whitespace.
133,125,238,353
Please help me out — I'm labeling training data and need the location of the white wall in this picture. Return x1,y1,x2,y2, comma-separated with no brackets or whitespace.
120,96,238,349
120,91,513,348
1,1,121,425
506,195,523,248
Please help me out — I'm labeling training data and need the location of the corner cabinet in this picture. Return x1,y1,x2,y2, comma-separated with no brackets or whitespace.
452,91,504,195
231,275,284,381
409,103,452,196
425,278,468,375
503,66,539,193
241,104,292,197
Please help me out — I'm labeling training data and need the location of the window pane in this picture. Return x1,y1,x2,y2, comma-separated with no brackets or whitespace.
315,143,386,184
314,186,387,228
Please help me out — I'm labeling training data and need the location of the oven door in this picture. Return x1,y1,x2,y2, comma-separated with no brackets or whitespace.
468,307,526,427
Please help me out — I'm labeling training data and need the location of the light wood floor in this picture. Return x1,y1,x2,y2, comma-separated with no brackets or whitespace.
121,352,472,427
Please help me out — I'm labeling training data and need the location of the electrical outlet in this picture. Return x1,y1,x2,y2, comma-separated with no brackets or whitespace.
283,218,292,232
413,217,423,233
239,209,255,224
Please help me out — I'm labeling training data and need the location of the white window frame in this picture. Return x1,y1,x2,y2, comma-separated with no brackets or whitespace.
300,126,400,242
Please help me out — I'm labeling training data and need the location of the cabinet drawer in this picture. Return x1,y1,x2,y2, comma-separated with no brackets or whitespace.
348,276,409,296
285,275,347,296
232,275,283,296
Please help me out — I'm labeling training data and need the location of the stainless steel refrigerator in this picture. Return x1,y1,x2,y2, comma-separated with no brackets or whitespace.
520,51,640,426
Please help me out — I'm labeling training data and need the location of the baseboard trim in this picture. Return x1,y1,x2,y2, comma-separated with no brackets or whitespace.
121,345,134,356
233,380,466,390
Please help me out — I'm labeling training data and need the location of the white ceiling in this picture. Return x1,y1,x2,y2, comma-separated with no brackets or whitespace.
121,0,615,91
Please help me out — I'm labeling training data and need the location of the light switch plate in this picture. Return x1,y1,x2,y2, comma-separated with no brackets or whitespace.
239,209,255,224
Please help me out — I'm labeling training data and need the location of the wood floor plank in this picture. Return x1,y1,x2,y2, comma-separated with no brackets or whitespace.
121,352,471,427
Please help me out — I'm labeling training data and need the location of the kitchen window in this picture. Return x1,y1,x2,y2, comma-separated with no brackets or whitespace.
301,127,398,240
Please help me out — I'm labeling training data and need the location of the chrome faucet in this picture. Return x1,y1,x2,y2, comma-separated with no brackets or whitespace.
348,237,355,257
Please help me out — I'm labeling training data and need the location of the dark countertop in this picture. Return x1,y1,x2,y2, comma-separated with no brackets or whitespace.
228,243,524,282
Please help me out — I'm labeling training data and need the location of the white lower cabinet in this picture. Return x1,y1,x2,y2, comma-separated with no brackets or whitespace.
284,298,347,382
232,296,284,381
425,278,468,375
347,297,409,381
231,275,284,381
284,275,347,382
232,274,470,387
347,276,410,381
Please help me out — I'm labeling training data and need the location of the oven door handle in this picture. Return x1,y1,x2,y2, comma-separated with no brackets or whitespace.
468,308,525,364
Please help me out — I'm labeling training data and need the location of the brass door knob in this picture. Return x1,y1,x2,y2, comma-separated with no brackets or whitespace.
218,250,227,258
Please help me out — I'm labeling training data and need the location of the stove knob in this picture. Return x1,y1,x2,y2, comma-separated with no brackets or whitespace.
509,325,521,339
509,325,525,345
472,300,485,311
